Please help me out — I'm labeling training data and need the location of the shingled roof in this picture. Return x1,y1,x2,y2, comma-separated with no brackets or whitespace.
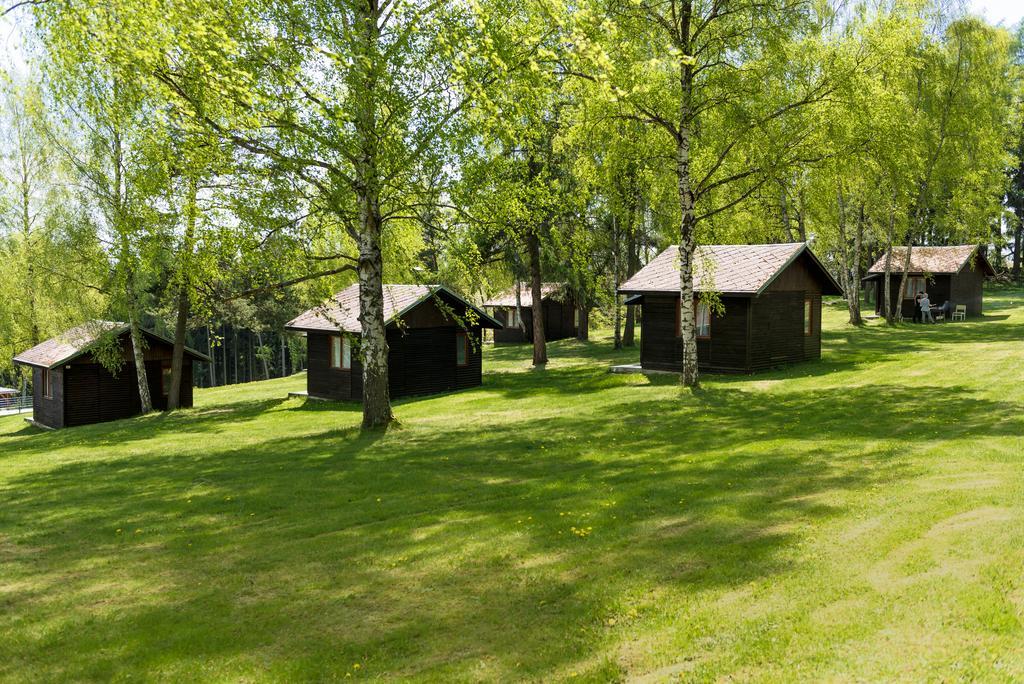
482,283,565,308
13,320,211,369
285,284,501,334
620,243,841,296
866,245,995,276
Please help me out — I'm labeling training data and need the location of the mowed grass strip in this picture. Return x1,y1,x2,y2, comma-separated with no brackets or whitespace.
1,290,1022,681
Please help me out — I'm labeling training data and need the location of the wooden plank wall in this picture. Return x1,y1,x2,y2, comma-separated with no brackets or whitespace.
493,308,529,344
61,359,194,428
951,266,985,316
640,295,752,373
32,366,64,429
749,292,817,371
307,327,483,402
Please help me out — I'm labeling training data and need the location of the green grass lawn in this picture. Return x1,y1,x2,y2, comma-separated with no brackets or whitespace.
2,291,1023,682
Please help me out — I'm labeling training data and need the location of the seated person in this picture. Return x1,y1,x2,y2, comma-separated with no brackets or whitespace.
939,300,951,319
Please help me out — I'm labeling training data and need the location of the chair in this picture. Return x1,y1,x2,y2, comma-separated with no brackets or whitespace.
952,304,966,322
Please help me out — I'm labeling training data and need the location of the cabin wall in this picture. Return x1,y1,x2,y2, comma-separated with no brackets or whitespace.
307,327,483,402
951,266,985,316
61,359,194,428
639,295,751,373
542,297,577,341
492,298,576,344
307,332,356,401
492,307,529,344
749,292,821,370
32,366,64,429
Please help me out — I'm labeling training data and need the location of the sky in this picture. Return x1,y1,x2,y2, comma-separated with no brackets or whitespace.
0,1,1022,75
969,0,1024,27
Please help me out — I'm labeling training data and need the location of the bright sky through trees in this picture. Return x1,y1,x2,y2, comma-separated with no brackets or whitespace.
969,0,1024,26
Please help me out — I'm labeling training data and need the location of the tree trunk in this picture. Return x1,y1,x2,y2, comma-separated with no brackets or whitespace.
280,332,287,377
1013,210,1022,283
849,204,865,325
352,0,394,429
221,324,228,385
356,213,393,428
836,188,862,326
168,175,198,409
612,214,622,350
882,241,895,325
676,136,699,387
894,244,913,323
207,326,215,386
257,331,270,380
623,217,639,346
527,228,547,366
167,283,190,409
129,313,153,414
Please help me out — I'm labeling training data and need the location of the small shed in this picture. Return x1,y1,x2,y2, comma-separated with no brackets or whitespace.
0,386,18,410
619,243,842,374
13,321,210,429
483,283,578,343
862,245,994,318
285,284,502,402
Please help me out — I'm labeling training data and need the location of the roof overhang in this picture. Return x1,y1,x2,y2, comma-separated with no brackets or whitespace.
13,326,211,369
285,285,503,335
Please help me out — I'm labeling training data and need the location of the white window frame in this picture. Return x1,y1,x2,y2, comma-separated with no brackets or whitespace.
696,301,711,339
331,335,352,370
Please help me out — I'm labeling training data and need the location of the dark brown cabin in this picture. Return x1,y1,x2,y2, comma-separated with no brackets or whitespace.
285,284,502,402
483,283,578,343
862,245,994,319
619,243,843,374
12,321,210,429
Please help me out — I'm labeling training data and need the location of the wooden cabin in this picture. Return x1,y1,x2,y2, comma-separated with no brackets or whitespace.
483,283,578,343
13,321,210,429
285,284,501,402
862,245,994,319
619,243,843,374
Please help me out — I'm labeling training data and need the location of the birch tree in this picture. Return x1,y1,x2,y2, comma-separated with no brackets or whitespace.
573,0,838,386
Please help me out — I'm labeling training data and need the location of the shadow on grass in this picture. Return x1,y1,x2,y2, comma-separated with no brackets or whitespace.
1,371,1021,678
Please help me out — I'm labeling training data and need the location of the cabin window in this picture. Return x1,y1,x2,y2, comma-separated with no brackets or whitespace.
456,332,468,366
696,301,711,339
903,276,926,299
41,368,52,399
804,298,813,336
331,335,351,370
161,363,173,396
508,308,520,328
573,307,579,329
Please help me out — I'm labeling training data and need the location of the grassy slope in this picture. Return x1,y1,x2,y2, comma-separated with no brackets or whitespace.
1,291,1022,682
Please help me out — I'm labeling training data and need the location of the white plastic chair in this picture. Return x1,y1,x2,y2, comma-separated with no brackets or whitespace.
952,304,966,322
